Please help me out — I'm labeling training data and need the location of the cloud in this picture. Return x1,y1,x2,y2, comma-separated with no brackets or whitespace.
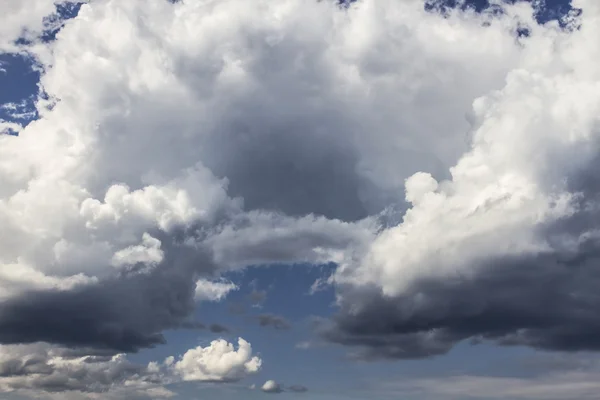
1,0,600,396
288,385,308,393
256,314,292,330
261,380,283,393
260,380,308,394
0,0,77,52
172,338,262,382
320,0,600,359
209,324,230,334
194,279,239,302
385,372,600,400
295,341,313,350
0,337,261,396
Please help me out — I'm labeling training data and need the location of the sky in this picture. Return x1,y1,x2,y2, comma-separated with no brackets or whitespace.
2,0,600,399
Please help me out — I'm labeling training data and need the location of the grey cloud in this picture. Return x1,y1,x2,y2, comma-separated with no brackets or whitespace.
256,314,292,330
288,385,308,393
209,324,230,334
0,346,153,394
321,241,600,359
0,234,214,352
319,147,600,359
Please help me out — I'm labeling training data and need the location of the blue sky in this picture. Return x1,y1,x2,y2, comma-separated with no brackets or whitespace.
4,1,600,399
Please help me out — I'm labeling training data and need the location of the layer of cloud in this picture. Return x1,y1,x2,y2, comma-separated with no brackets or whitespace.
0,338,261,396
386,372,600,400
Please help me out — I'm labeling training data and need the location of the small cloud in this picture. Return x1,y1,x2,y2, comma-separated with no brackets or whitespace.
195,279,239,302
295,341,312,350
288,385,308,393
308,276,331,295
209,324,230,334
256,314,292,330
261,380,283,393
247,279,268,307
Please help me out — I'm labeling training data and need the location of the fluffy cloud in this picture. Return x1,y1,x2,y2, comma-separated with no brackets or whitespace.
194,278,239,302
1,0,600,396
172,338,261,382
261,380,283,393
324,0,600,359
0,337,261,396
0,1,81,52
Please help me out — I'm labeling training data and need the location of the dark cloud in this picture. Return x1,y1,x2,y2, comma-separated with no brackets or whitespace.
0,235,215,352
288,385,308,393
321,243,600,359
209,324,230,334
176,321,207,330
256,314,292,330
0,345,153,393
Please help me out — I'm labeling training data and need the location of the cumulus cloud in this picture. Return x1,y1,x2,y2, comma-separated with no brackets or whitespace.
172,338,262,382
261,380,283,393
1,0,600,395
194,279,239,302
320,0,600,360
0,0,81,52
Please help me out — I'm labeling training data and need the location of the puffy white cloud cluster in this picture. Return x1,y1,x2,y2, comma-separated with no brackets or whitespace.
194,278,239,302
171,338,262,382
261,379,283,393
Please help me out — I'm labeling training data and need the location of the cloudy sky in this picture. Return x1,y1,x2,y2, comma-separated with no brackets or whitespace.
1,0,600,399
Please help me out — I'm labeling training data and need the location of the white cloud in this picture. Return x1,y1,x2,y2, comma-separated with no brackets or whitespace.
261,379,283,393
329,2,599,293
0,0,538,298
194,278,238,302
111,233,164,271
172,338,262,382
